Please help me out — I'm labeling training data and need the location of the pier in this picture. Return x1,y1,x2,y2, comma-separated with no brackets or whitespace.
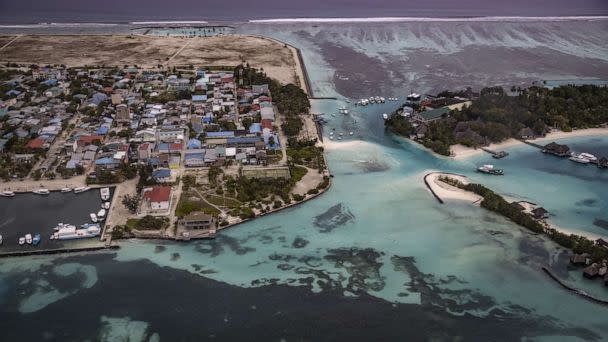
0,245,119,259
480,147,509,159
542,266,608,307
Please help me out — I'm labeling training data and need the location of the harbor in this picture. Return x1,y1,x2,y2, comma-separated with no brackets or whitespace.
0,188,114,256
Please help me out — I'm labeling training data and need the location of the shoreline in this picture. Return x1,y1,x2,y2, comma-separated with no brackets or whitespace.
425,172,607,241
449,127,608,160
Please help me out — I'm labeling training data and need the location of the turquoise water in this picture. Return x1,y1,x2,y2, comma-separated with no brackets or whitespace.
2,22,608,340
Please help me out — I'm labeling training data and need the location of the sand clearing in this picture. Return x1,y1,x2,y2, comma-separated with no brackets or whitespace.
0,34,299,86
424,172,483,203
450,127,608,159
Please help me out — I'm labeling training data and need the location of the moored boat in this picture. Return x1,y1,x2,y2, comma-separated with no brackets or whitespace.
477,164,504,175
382,113,389,120
61,187,72,193
0,234,3,245
32,234,41,246
100,187,110,201
579,152,597,162
18,237,25,245
25,234,33,244
74,186,90,193
569,153,591,164
90,213,98,223
103,201,111,209
0,190,15,197
32,188,50,195
97,208,106,218
51,224,101,240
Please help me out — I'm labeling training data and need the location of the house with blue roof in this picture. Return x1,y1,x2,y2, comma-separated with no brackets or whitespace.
206,131,234,138
187,138,202,149
192,95,208,102
152,168,172,182
96,126,109,135
249,123,262,134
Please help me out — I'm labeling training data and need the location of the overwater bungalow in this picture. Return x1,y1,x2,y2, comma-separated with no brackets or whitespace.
598,157,608,169
583,263,600,278
531,207,549,220
570,253,590,266
542,142,570,157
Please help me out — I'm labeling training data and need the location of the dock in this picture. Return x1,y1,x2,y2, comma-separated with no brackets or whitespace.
542,266,608,307
481,147,509,159
0,244,119,259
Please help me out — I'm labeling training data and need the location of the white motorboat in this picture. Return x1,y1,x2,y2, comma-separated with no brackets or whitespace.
100,187,110,201
32,188,50,195
90,213,98,223
103,201,111,209
73,186,90,193
569,153,591,164
0,234,3,245
579,153,597,162
51,224,101,240
60,187,72,193
349,131,354,136
0,190,15,197
97,208,106,218
18,237,25,245
25,234,33,244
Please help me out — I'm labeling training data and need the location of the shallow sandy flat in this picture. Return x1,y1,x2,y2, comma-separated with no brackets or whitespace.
0,36,16,48
0,34,298,85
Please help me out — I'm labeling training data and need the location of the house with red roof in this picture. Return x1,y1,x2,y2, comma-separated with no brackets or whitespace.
261,119,274,130
143,186,172,211
26,137,45,150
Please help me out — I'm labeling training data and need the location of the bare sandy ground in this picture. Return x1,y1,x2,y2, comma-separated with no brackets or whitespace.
0,36,16,49
450,128,608,159
425,172,483,203
0,34,299,85
290,165,323,196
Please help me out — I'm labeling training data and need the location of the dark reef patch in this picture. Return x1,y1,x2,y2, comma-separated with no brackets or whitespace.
313,203,355,233
153,245,166,253
170,253,180,261
292,237,309,248
324,247,385,293
576,198,598,207
195,235,255,257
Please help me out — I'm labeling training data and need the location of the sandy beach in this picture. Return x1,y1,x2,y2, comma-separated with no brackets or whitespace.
450,127,608,159
424,172,483,203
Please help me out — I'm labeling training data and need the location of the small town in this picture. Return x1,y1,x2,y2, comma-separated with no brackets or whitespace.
0,62,329,252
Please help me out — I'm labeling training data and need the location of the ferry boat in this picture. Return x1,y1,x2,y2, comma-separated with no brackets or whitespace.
60,187,72,193
569,153,591,164
25,234,33,244
103,201,111,209
382,113,389,120
477,164,504,175
18,237,25,245
51,224,101,240
73,186,90,193
100,187,110,201
0,190,15,197
32,234,41,246
90,213,98,223
32,188,50,195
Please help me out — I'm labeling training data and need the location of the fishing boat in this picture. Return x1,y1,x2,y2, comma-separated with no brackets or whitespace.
90,213,98,223
51,224,101,240
25,234,33,245
18,237,25,245
477,164,504,175
60,187,72,193
569,153,591,164
100,187,110,201
0,190,15,197
32,234,41,246
73,186,90,193
32,188,50,195
103,201,111,209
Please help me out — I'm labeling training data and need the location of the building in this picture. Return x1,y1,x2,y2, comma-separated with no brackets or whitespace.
412,107,449,124
531,207,549,220
116,104,130,123
178,211,215,231
542,142,570,157
152,168,172,182
143,186,171,211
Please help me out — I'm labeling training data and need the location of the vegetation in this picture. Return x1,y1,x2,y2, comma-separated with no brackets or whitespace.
128,215,169,231
439,176,608,263
122,194,140,214
387,85,608,156
175,192,221,217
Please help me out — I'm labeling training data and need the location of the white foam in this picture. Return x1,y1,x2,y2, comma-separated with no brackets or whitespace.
249,16,608,24
129,21,209,25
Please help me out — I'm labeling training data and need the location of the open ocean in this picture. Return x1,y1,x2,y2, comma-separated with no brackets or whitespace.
2,2,608,341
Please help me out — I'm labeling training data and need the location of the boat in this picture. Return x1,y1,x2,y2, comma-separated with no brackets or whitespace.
32,234,41,246
579,153,597,162
90,213,98,223
569,153,591,164
73,186,90,193
51,224,101,240
0,234,3,245
383,113,389,120
18,237,25,245
100,187,110,201
25,234,33,244
97,208,106,218
32,188,50,195
349,131,354,136
477,164,504,175
0,190,15,197
60,187,72,193
103,201,111,209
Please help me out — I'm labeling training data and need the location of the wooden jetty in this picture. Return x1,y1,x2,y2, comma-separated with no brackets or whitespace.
481,147,508,159
542,266,608,307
